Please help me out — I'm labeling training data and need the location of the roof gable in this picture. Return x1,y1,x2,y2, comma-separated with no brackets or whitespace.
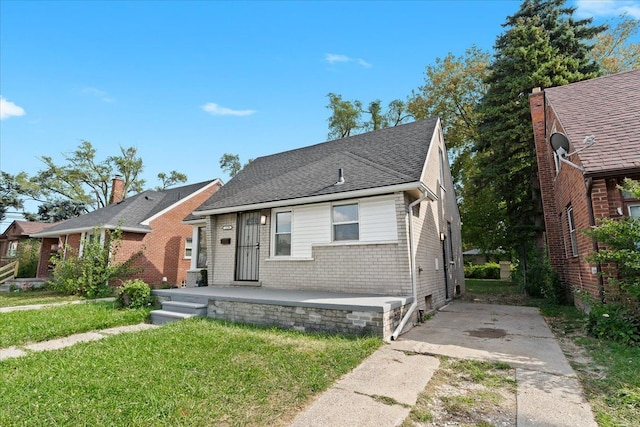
195,118,438,213
32,180,219,237
545,69,640,175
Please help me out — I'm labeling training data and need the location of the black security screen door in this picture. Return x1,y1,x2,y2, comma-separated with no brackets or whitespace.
235,211,260,281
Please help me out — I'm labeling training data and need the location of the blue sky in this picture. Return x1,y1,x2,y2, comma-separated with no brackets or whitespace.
1,0,639,230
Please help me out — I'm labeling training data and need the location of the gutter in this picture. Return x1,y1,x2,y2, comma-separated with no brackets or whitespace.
193,182,436,217
584,177,605,301
390,188,436,341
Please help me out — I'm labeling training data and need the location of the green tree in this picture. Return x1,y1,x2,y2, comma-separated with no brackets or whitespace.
0,171,24,222
156,170,188,190
326,93,363,139
219,153,253,178
13,141,187,217
408,46,490,190
590,14,640,74
34,199,88,223
470,0,604,254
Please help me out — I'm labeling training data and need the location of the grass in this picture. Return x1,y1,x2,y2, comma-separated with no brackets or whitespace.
0,301,150,347
0,318,380,426
0,289,82,308
464,278,521,295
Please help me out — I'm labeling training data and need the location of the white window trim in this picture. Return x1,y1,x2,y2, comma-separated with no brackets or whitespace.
184,237,193,259
271,209,293,257
79,229,106,257
332,202,360,242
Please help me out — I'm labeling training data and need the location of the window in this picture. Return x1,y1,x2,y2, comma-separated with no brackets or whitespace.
447,222,454,262
7,241,17,257
333,204,359,241
567,206,578,257
185,238,193,259
275,211,292,256
630,205,640,219
439,148,445,187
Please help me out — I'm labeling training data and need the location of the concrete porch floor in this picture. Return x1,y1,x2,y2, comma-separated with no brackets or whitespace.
151,286,413,313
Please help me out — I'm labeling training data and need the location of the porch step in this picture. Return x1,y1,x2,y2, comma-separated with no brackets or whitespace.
150,301,208,325
162,301,208,316
150,310,196,325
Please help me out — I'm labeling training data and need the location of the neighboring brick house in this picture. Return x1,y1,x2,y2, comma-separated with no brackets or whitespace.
186,118,464,338
31,177,223,286
0,220,59,267
529,69,640,302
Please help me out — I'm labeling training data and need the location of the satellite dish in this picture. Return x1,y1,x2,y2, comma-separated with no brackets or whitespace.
550,132,570,154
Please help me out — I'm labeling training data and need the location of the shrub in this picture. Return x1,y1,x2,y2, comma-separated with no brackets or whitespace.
16,239,40,278
583,296,640,346
49,227,142,298
116,279,153,309
512,247,564,303
464,262,500,279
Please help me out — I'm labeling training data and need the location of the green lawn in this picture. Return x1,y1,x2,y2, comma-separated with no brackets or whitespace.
464,278,520,295
0,318,381,426
0,289,82,308
0,301,150,347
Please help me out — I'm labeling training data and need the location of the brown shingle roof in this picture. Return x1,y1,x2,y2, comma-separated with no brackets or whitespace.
545,69,640,175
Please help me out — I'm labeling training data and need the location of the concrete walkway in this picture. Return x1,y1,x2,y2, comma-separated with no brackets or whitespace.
290,301,597,427
0,323,158,361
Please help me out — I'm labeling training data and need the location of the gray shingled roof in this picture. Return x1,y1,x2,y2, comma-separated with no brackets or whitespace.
32,180,217,237
545,69,640,176
194,118,438,214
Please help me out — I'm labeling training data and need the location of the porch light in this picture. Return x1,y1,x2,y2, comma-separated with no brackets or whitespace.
260,215,267,225
440,232,446,241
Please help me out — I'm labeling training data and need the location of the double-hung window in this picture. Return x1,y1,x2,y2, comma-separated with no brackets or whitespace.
333,203,359,241
275,211,292,256
185,238,193,259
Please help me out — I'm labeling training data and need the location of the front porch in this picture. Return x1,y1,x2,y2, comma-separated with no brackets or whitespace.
151,287,414,340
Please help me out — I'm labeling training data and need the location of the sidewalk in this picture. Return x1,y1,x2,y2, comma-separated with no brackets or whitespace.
0,297,116,313
290,301,597,427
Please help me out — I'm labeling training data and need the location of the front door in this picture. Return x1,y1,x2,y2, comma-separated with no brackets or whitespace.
235,211,260,281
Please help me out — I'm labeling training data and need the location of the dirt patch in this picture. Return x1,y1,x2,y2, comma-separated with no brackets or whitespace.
401,357,516,427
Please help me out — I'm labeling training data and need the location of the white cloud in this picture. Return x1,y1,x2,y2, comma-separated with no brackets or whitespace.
325,53,372,68
575,0,640,18
202,103,256,117
0,96,25,120
80,87,114,103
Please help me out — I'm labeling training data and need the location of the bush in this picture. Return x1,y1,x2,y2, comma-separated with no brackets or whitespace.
16,239,40,278
464,262,500,279
49,227,142,298
512,247,565,303
584,298,640,346
116,279,153,309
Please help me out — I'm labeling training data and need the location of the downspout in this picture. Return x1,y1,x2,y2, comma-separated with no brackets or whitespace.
585,177,605,301
391,188,436,341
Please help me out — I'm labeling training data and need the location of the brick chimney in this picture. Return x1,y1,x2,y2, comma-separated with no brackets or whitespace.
109,175,125,204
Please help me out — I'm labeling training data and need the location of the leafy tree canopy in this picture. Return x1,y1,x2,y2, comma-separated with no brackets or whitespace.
590,14,640,74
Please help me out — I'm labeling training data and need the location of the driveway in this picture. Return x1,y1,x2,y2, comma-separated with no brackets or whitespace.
392,301,597,427
291,300,597,427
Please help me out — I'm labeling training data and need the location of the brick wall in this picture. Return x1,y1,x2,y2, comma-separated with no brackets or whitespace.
530,90,609,300
206,299,412,340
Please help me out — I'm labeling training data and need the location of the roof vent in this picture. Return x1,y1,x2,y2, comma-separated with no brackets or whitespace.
335,168,345,186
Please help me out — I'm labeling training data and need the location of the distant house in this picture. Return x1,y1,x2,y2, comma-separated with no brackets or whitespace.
0,220,58,267
161,118,464,340
529,69,640,302
31,177,223,287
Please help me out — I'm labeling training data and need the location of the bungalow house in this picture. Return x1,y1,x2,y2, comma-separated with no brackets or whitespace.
0,220,58,266
529,69,640,303
31,177,223,287
154,118,464,340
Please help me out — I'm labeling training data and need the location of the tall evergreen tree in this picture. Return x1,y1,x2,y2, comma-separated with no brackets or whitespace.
470,0,604,254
